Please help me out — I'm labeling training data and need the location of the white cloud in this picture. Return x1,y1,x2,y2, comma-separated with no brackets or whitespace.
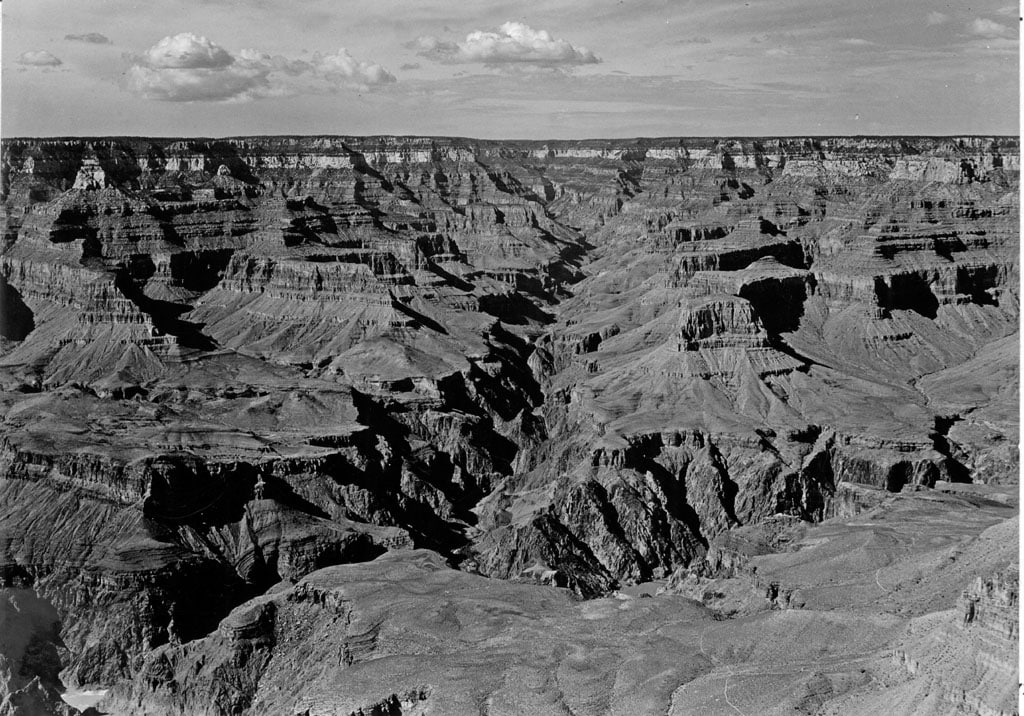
842,38,874,46
65,33,112,44
143,33,233,69
411,22,599,66
970,18,1014,38
926,12,949,26
129,64,270,102
17,50,63,66
128,33,395,102
311,49,396,85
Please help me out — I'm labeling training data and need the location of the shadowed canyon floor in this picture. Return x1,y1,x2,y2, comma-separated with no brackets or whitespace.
0,136,1018,715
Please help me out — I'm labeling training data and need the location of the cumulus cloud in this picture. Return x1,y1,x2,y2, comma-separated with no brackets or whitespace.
926,11,949,25
410,22,599,66
17,50,63,66
130,63,268,102
143,32,233,68
128,33,395,102
313,48,396,85
970,18,1014,38
65,32,112,44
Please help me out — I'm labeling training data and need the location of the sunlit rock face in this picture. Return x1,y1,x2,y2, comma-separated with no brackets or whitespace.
0,135,1017,715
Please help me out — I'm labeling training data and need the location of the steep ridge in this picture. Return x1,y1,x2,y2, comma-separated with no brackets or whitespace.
0,135,1017,713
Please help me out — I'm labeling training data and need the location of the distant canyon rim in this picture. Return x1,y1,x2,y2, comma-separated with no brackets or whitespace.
0,135,1018,715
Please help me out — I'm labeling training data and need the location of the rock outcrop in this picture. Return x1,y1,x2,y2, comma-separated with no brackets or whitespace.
882,567,1019,716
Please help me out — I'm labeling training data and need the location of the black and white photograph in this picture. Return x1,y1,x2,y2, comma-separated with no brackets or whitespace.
0,1,1019,714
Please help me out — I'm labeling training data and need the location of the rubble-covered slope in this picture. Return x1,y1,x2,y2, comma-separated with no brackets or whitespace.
0,135,1017,714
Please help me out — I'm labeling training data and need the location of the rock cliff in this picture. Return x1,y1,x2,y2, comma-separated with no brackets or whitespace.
0,135,1017,714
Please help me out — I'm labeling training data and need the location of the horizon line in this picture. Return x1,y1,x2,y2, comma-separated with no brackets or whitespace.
2,132,1019,143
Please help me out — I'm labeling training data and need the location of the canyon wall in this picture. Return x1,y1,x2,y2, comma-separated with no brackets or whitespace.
0,135,1017,713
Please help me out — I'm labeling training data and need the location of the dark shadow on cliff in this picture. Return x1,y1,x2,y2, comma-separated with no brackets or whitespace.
738,278,808,335
930,415,973,484
478,292,554,325
113,261,218,350
0,275,35,340
198,141,259,185
874,274,939,319
391,298,449,335
426,262,476,292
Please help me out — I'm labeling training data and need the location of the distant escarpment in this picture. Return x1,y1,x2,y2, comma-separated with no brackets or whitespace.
0,135,1017,711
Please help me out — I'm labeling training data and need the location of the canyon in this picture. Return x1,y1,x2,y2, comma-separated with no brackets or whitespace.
0,135,1018,715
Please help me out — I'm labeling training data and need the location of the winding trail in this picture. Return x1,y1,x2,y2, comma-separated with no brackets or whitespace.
695,622,748,716
721,666,747,716
874,532,919,594
874,565,887,592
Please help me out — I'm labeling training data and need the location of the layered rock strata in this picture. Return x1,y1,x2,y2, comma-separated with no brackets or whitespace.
0,135,1017,713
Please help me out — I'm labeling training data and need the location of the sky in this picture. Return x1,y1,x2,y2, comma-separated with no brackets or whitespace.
2,0,1019,138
